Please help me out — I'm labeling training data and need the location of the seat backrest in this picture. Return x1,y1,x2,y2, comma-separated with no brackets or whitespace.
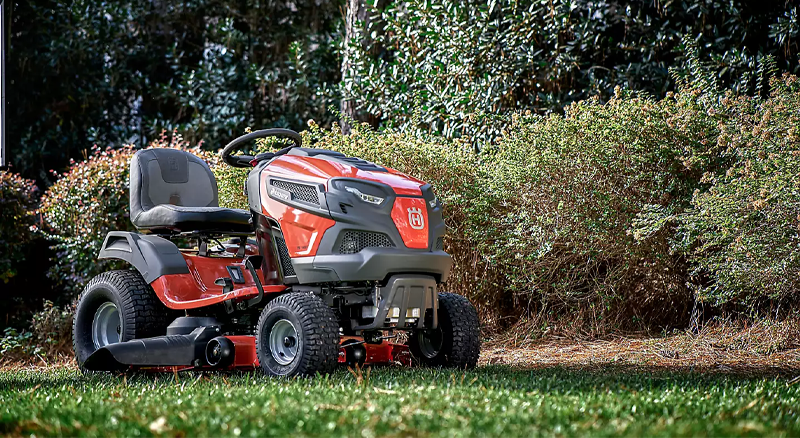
130,148,219,225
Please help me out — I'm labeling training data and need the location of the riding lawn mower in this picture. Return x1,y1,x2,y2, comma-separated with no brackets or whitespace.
72,129,481,377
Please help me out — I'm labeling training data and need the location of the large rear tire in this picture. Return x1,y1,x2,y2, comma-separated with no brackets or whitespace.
72,270,176,369
256,292,339,377
407,292,480,368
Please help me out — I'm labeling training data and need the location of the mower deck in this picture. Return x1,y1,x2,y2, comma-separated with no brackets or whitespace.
83,334,410,372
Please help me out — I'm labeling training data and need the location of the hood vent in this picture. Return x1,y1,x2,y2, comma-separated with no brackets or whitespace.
338,230,394,254
270,180,319,205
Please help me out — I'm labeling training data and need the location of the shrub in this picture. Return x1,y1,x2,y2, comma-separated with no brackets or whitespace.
39,146,135,294
480,90,723,334
0,171,39,283
682,74,800,308
344,0,799,146
0,327,39,361
0,301,75,361
30,300,75,355
39,133,213,296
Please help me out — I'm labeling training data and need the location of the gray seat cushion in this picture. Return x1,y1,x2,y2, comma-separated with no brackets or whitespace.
130,148,252,233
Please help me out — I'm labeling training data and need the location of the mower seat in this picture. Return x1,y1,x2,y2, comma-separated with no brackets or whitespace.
130,148,251,233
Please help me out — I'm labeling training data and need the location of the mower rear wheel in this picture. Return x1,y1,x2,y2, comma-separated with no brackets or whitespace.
256,292,339,377
407,292,480,368
73,270,176,369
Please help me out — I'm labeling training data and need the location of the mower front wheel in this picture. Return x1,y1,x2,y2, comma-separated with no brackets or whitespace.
407,292,481,368
256,292,339,377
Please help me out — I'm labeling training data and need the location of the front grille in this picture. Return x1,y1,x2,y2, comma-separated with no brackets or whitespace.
270,180,319,205
435,236,444,250
274,234,296,277
338,230,394,254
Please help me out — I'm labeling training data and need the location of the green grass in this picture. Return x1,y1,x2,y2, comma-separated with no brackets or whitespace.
1,366,799,437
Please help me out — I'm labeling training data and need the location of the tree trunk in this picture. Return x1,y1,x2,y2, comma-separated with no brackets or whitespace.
340,0,364,135
341,0,387,135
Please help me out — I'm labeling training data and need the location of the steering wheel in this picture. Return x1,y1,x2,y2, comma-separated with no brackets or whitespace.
219,128,302,168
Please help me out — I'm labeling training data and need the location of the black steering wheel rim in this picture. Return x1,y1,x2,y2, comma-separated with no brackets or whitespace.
219,128,302,168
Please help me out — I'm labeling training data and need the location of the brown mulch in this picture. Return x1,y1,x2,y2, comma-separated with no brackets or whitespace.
481,338,800,375
4,322,800,375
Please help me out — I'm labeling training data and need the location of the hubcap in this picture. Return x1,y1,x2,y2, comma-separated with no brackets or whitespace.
269,319,299,366
92,302,121,349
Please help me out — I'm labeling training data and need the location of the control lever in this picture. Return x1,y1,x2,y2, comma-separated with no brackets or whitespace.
214,277,234,293
244,255,265,308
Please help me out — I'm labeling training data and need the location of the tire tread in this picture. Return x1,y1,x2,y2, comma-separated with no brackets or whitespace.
256,292,340,377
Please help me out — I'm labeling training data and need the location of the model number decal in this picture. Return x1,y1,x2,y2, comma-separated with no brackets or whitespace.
269,187,291,201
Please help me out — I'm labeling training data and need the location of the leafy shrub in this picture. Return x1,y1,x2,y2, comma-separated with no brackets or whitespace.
0,171,38,283
30,301,75,355
0,301,75,360
681,74,800,308
0,327,39,361
481,90,723,334
9,0,342,182
344,0,799,145
39,133,213,296
39,146,135,294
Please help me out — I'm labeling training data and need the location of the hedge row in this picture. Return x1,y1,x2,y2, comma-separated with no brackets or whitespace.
16,74,800,336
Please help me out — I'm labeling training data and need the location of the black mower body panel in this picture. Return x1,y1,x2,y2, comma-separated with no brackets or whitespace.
98,232,188,283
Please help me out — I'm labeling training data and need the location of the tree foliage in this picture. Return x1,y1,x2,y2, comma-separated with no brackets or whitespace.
343,0,800,145
7,0,342,182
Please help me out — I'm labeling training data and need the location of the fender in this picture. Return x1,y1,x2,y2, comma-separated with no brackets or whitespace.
98,231,189,283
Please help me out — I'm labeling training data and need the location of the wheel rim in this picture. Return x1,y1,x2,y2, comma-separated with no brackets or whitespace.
417,328,443,359
92,302,121,349
269,319,299,366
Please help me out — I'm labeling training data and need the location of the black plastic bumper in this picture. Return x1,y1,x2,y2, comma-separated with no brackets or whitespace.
291,248,453,284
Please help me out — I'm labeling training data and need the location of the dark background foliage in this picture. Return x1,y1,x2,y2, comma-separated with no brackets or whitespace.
6,1,800,181
6,0,342,184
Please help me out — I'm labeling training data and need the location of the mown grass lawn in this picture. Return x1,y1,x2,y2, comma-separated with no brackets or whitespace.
1,365,799,437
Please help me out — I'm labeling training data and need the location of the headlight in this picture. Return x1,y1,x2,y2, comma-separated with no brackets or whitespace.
345,186,384,205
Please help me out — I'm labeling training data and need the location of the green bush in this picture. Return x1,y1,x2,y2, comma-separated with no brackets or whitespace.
39,146,135,294
344,0,799,146
30,301,74,355
0,328,39,361
0,171,38,283
0,301,75,361
482,90,721,333
9,0,342,182
682,74,800,307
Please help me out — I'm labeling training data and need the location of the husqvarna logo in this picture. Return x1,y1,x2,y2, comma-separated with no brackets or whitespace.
407,207,425,230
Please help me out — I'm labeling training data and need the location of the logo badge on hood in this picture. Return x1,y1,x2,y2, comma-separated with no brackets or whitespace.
407,207,425,230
